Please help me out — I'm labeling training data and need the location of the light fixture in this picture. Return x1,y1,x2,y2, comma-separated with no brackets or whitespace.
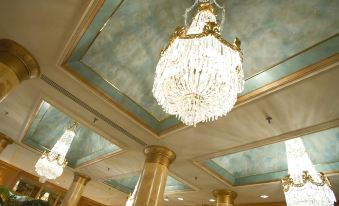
177,197,184,201
164,198,169,202
35,122,78,183
209,198,216,202
260,195,269,199
153,0,244,126
282,138,336,206
125,176,140,206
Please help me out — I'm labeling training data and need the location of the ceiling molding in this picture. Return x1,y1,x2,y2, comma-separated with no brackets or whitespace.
192,118,339,187
40,74,147,147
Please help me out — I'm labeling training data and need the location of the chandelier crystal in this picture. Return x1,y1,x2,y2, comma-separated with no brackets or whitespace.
35,122,78,183
153,0,244,126
282,138,336,206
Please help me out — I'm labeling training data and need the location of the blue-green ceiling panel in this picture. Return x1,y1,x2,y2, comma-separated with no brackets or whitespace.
22,101,121,168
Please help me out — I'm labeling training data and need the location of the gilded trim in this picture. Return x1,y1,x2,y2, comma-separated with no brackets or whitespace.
144,145,176,168
0,39,40,81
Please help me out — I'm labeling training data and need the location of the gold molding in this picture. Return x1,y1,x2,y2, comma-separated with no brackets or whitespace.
0,132,14,144
74,172,91,186
192,119,339,187
144,145,176,168
19,95,126,170
212,189,237,204
0,39,40,81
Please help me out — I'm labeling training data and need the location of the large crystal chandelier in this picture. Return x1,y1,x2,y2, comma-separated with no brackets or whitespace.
35,122,78,183
153,0,244,126
282,138,336,206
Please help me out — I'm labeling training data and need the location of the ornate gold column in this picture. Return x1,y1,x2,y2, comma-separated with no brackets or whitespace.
212,189,237,206
61,173,91,206
0,39,40,102
0,132,13,153
133,145,176,206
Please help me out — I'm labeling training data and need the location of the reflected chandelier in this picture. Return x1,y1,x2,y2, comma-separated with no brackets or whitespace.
282,138,336,206
35,122,78,183
153,0,244,126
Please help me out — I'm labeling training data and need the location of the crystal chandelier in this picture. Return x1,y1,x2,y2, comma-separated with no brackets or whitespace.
35,122,78,183
282,138,336,206
153,0,244,126
125,177,140,206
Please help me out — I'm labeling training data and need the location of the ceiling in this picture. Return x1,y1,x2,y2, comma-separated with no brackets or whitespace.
200,126,339,186
104,173,194,194
66,0,339,133
0,0,338,206
22,100,122,168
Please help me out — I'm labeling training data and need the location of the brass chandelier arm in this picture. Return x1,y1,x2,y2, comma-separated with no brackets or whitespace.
40,151,68,167
160,22,242,56
281,171,332,192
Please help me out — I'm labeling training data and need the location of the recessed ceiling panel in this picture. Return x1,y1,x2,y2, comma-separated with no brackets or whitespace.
66,0,339,133
104,174,193,194
202,127,339,186
22,101,122,168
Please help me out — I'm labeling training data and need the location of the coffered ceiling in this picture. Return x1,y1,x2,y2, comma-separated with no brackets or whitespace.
0,0,338,206
65,0,339,133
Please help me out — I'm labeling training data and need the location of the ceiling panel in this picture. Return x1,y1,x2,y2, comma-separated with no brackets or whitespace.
22,100,122,168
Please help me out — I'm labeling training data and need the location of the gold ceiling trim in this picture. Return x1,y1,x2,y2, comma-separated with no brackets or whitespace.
191,119,339,187
19,96,126,170
78,60,169,122
61,63,160,137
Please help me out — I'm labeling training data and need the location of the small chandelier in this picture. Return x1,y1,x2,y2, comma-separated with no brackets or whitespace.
282,138,336,206
35,122,78,183
153,0,244,126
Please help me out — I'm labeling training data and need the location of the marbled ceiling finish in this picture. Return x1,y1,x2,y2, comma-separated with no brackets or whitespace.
104,174,193,194
205,126,339,185
224,0,339,78
82,0,192,121
22,101,121,168
81,0,339,122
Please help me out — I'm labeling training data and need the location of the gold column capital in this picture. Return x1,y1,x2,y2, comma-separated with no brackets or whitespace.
144,145,176,168
0,132,14,145
212,189,237,205
74,172,91,186
0,39,40,81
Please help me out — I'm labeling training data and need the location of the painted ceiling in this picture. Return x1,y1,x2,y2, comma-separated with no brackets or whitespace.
22,101,121,168
66,0,339,133
201,126,339,186
104,173,193,194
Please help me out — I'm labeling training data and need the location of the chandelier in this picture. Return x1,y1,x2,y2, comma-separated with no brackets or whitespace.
35,122,78,183
125,177,140,206
282,138,336,206
153,0,244,126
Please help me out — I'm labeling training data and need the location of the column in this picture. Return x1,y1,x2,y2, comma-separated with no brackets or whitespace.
212,189,237,206
0,132,13,153
61,172,91,206
133,145,176,206
0,39,40,102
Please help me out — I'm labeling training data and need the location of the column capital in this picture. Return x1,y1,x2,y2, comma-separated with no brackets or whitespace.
0,132,14,145
212,189,237,205
74,172,91,186
0,39,40,81
144,145,176,168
